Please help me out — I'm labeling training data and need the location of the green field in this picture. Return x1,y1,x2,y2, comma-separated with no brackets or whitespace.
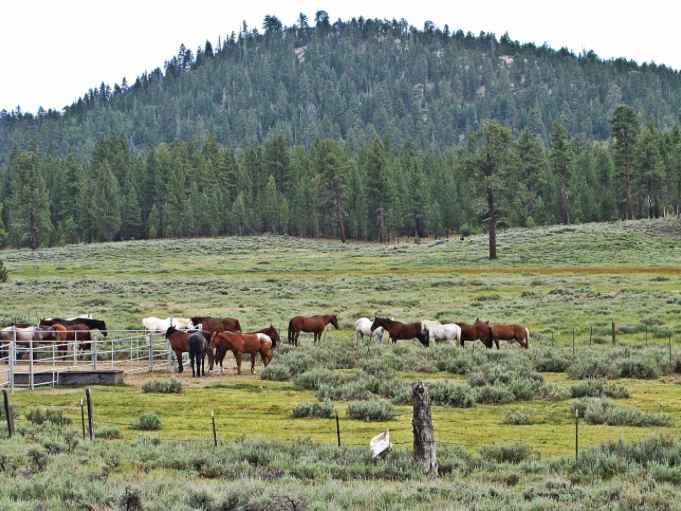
2,218,681,509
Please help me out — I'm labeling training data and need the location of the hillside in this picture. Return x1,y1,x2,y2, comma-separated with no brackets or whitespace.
2,15,681,160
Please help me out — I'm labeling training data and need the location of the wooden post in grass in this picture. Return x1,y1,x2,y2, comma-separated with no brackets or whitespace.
335,411,341,447
80,398,86,439
3,389,15,438
611,321,616,345
211,410,217,447
85,388,94,441
575,408,580,462
412,382,437,476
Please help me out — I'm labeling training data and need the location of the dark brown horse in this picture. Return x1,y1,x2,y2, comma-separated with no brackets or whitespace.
370,318,429,347
210,331,273,375
190,316,242,370
164,326,191,373
40,319,93,351
490,323,530,349
288,315,338,346
456,321,494,349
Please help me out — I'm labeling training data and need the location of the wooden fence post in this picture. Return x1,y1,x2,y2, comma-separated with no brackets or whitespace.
3,389,15,438
211,410,218,447
412,382,437,476
85,388,95,441
80,398,86,439
335,411,341,447
611,321,616,345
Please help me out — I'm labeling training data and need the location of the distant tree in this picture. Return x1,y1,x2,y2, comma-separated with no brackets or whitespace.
298,12,309,29
315,139,348,242
465,121,517,260
610,105,640,219
550,121,571,224
263,15,283,34
364,136,390,242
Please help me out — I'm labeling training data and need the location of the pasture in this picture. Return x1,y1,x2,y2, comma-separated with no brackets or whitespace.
2,218,681,509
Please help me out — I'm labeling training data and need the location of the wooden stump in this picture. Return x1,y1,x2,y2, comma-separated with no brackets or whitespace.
412,381,437,476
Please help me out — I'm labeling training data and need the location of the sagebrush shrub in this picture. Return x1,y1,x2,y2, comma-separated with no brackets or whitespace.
291,400,335,419
346,400,398,421
479,442,531,464
142,379,182,394
132,412,162,431
25,408,71,426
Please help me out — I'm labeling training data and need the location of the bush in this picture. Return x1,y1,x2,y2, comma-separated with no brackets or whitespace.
132,412,162,431
532,349,571,372
346,400,398,421
26,407,72,426
614,357,661,379
291,400,335,419
260,364,292,381
0,259,7,283
476,385,515,404
316,381,372,401
142,378,182,394
96,426,122,439
570,379,630,399
503,408,544,426
429,381,477,408
479,442,531,464
294,368,349,390
567,357,614,380
571,398,671,427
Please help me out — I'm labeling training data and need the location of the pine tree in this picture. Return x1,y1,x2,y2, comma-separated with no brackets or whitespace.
314,139,348,241
261,175,280,233
610,105,640,219
93,164,122,241
550,121,571,224
364,136,390,241
147,206,160,239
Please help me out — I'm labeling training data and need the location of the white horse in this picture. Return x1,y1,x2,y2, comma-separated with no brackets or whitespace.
422,320,462,346
355,317,384,343
142,317,193,333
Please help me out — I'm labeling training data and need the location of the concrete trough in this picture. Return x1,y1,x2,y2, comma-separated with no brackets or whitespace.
13,370,125,386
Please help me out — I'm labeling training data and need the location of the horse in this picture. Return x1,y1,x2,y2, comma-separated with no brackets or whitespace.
490,323,530,349
288,315,338,346
355,317,384,344
214,324,281,368
456,321,493,349
187,330,208,377
210,331,273,375
67,317,108,337
370,317,429,347
164,326,192,373
0,325,57,360
40,323,69,356
40,319,93,351
190,316,242,371
144,317,194,332
473,319,496,349
422,320,462,346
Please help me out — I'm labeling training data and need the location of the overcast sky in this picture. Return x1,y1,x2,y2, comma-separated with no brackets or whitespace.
2,0,678,113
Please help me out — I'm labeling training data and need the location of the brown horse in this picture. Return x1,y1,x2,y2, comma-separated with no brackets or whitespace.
41,323,69,356
190,316,242,370
215,325,280,367
490,323,530,349
456,321,494,349
210,331,273,375
288,315,338,346
370,318,429,347
164,326,191,373
40,319,93,351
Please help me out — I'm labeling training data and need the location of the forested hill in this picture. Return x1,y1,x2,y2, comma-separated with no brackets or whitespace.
2,14,681,161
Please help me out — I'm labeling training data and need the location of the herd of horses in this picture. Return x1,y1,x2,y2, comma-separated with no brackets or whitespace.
1,313,529,378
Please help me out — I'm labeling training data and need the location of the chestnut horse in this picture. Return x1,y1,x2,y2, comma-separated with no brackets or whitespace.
214,325,280,367
40,319,93,351
190,316,242,370
210,331,273,375
370,318,429,347
490,323,530,349
165,326,191,373
288,315,338,346
456,321,494,349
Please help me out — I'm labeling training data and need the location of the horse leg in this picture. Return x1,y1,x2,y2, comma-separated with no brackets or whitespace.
234,351,242,375
250,353,256,375
175,349,183,373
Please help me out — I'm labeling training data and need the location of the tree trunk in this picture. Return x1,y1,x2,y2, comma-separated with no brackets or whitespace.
412,382,437,476
488,192,497,260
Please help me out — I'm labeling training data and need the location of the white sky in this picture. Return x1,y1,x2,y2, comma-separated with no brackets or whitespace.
2,0,679,113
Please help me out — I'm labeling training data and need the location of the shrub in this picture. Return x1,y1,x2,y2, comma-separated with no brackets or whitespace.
429,381,477,408
96,426,123,439
571,398,671,427
567,357,613,380
291,400,335,419
346,400,398,421
142,378,182,394
570,379,630,399
26,407,72,426
260,364,292,381
0,260,7,283
479,442,531,464
503,408,544,426
532,349,571,372
294,368,349,390
476,385,515,404
132,412,162,431
614,357,661,379
316,381,372,401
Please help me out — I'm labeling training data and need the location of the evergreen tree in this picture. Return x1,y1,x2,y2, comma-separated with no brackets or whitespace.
550,121,572,224
315,139,348,241
364,136,390,241
610,105,640,219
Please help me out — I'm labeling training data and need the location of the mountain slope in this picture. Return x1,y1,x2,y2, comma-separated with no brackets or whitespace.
1,18,681,161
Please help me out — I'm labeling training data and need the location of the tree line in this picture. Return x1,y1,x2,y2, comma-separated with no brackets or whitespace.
1,105,679,253
2,12,681,163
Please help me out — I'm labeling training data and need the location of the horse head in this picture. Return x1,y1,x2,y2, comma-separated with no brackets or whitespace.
330,315,339,329
164,326,177,339
370,317,383,332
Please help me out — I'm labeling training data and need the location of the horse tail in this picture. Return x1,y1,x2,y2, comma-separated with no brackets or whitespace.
524,327,530,347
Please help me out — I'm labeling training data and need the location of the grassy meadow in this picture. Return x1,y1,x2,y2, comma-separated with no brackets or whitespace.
2,218,681,509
